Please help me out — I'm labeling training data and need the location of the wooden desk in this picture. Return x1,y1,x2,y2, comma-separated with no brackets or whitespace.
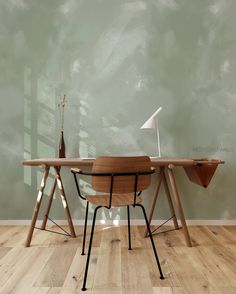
22,157,224,247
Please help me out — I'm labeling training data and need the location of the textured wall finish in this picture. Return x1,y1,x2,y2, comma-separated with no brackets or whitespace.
0,0,235,221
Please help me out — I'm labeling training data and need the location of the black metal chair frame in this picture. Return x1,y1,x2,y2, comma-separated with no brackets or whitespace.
72,168,164,291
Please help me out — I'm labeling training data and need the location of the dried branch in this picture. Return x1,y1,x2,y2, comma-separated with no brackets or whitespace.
58,94,67,131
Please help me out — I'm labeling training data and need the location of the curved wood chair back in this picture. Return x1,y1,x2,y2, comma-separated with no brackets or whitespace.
91,156,152,193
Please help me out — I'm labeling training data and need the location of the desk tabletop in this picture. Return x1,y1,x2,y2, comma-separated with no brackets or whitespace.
22,158,94,167
22,157,224,168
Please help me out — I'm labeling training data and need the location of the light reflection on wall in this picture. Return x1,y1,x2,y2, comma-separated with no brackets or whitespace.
23,65,57,197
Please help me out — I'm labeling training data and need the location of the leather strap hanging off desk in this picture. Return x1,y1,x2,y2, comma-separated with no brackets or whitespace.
183,159,223,188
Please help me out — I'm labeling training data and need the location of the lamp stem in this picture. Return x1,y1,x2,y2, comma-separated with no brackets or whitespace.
156,120,161,157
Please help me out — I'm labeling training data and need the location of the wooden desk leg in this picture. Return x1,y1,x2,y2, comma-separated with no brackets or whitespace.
163,172,179,230
144,168,164,237
167,165,192,247
41,176,57,230
25,166,49,247
54,167,76,238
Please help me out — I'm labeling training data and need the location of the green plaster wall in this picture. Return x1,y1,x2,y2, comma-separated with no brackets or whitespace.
0,0,235,221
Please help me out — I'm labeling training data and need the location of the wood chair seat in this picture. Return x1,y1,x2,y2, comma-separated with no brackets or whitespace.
85,194,142,207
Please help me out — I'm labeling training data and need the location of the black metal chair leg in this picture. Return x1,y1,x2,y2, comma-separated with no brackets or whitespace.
82,206,101,291
127,206,132,250
82,202,89,255
137,204,164,279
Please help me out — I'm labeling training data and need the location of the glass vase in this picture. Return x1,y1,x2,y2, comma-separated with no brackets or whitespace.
59,131,66,158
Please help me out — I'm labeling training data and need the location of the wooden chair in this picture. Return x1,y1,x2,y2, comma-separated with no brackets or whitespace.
71,156,164,291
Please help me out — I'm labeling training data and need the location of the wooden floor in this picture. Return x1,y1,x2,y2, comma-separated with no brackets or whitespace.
0,225,235,294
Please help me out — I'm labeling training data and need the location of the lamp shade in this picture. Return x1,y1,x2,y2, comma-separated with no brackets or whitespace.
140,107,162,129
140,106,162,157
140,116,156,129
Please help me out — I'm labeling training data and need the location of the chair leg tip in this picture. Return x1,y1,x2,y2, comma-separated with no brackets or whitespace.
81,287,87,291
81,253,85,256
160,276,165,280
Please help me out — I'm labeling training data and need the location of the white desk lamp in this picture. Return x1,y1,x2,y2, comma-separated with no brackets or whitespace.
141,106,162,157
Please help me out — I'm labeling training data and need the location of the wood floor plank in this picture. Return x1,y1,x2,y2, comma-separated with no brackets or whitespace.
195,246,236,287
187,226,214,246
92,226,122,293
215,287,236,294
0,247,11,261
28,287,61,294
223,225,236,234
0,225,235,294
222,226,236,242
1,248,53,294
34,245,77,287
121,239,162,294
206,226,236,245
0,226,13,236
2,226,29,247
145,247,180,288
166,246,211,294
47,288,62,294
147,226,185,248
209,244,236,280
153,287,186,294
60,248,88,293
0,246,39,288
27,287,51,294
153,288,173,294
131,227,171,288
0,226,28,247
121,246,154,294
